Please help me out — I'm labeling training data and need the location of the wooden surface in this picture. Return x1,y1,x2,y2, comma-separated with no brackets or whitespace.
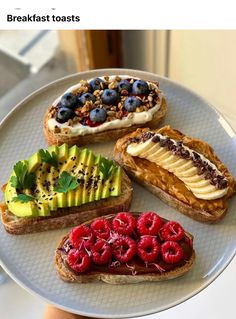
58,30,122,72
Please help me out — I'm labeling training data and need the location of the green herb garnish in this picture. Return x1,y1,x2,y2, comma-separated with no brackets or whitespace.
54,171,79,193
39,149,58,168
10,161,36,191
12,194,35,203
99,158,116,180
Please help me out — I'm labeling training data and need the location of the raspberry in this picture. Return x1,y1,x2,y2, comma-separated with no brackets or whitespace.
67,249,91,273
112,236,137,263
91,218,111,240
85,118,100,127
91,239,112,265
137,236,160,262
137,212,162,236
112,212,136,236
160,221,185,242
69,225,94,249
161,241,184,264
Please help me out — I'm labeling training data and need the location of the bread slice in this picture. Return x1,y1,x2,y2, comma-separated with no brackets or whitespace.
55,213,196,284
0,171,132,235
44,97,167,147
114,126,236,223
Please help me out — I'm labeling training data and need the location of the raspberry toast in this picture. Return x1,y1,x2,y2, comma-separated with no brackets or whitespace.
55,212,195,284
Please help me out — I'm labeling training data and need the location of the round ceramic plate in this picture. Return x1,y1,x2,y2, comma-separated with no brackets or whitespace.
0,69,235,318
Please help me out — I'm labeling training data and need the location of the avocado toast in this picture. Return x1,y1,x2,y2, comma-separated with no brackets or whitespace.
0,144,132,234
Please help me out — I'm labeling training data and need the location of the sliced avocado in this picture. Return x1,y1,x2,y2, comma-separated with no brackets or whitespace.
5,181,38,217
101,175,112,199
5,145,122,218
67,190,76,207
35,162,49,198
69,145,80,160
28,152,42,173
89,155,101,202
47,194,58,211
95,170,103,201
64,146,81,207
74,149,89,206
57,192,67,208
82,150,95,204
60,145,80,176
110,167,122,196
37,200,50,216
58,144,69,162
45,165,59,211
47,145,59,156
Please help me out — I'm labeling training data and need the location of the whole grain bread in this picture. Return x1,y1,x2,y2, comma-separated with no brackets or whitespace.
55,213,195,284
1,171,132,235
44,97,167,146
114,126,236,223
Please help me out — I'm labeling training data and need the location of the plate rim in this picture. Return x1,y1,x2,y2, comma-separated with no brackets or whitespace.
0,68,235,318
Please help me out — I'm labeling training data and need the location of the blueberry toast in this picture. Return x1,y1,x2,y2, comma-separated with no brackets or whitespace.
44,75,167,146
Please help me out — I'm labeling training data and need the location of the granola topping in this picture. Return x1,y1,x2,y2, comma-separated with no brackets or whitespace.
47,75,164,136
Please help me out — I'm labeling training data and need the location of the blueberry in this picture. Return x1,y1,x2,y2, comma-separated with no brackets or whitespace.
124,96,141,112
117,79,132,93
89,78,105,91
101,89,120,105
80,93,96,104
89,108,107,122
132,80,149,95
60,93,78,109
56,107,74,123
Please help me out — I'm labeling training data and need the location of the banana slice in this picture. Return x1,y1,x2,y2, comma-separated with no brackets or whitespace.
127,134,228,200
142,143,161,157
177,166,198,177
165,158,188,171
190,184,217,194
182,174,203,183
174,161,194,173
192,188,228,200
127,139,153,156
159,155,177,166
155,150,172,163
185,179,211,188
147,147,167,161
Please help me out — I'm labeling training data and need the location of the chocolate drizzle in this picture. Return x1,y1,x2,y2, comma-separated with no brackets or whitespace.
128,132,228,190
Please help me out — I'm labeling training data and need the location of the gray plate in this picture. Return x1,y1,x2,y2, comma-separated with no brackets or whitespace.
0,69,235,318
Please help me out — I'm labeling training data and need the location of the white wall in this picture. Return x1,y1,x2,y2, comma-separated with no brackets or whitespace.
122,30,168,76
168,30,236,127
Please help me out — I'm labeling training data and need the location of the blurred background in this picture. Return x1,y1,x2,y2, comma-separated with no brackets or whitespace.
0,30,235,127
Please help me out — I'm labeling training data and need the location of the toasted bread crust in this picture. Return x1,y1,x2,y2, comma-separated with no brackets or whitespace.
1,171,132,235
114,126,236,223
43,97,167,146
55,214,196,284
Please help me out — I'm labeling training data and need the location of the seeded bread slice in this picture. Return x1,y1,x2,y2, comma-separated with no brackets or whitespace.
43,97,167,147
55,213,196,284
113,127,236,223
0,171,132,235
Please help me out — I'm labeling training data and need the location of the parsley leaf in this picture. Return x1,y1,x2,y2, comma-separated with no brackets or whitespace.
12,194,35,203
99,158,116,180
10,161,36,191
39,149,58,168
54,171,79,193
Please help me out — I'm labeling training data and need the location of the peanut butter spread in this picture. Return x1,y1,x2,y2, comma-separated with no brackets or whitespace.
115,126,236,213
